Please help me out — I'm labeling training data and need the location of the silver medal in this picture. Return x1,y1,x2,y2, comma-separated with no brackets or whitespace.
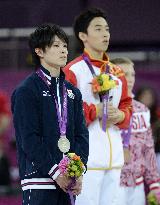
58,136,70,153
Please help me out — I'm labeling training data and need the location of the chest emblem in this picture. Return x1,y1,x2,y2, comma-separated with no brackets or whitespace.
67,89,75,99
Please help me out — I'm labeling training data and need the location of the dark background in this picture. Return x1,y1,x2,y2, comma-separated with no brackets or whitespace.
0,0,160,49
0,2,160,204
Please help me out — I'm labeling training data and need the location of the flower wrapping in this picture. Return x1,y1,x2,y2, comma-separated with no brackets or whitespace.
58,153,85,205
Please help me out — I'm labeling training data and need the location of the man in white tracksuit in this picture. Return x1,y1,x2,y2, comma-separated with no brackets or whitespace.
64,8,132,205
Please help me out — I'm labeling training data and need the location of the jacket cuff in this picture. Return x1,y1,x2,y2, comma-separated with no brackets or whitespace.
89,104,97,122
116,109,131,129
48,164,60,180
149,182,160,191
83,102,97,126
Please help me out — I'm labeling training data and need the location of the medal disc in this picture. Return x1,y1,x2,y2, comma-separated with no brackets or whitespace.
58,137,70,153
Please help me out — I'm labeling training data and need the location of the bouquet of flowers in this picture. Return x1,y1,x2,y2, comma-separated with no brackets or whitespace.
147,191,160,205
58,153,85,205
91,73,118,95
58,153,85,178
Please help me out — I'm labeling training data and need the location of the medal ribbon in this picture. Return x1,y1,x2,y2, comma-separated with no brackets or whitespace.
83,55,109,132
36,69,67,136
121,117,132,148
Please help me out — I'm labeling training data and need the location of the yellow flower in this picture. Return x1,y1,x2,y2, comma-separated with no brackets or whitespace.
75,170,81,177
68,153,75,158
92,73,117,94
109,80,116,88
101,74,109,81
69,172,75,177
71,165,78,171
103,81,110,90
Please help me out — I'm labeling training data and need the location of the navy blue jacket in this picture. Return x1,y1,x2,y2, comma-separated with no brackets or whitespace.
11,67,89,191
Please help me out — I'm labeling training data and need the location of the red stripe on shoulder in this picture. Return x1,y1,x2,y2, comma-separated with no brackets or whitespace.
65,56,83,69
63,56,83,87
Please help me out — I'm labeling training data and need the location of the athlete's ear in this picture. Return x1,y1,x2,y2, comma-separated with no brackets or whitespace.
35,48,44,58
79,32,87,43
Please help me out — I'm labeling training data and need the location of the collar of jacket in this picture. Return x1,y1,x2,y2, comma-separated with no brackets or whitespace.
40,65,65,87
83,49,110,73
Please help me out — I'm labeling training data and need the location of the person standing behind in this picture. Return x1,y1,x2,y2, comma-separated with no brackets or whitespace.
64,8,132,205
11,24,89,205
111,57,160,205
153,120,160,175
135,86,160,128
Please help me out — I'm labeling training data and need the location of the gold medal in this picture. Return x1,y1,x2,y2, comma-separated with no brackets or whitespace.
58,136,70,153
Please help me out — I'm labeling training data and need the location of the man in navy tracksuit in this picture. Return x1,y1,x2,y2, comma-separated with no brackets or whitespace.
11,24,89,205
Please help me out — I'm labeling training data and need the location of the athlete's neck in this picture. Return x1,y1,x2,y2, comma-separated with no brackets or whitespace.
85,48,104,60
128,90,133,98
41,62,60,77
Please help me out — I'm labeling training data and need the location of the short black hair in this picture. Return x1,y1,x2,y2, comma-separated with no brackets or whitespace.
74,8,107,46
29,23,69,67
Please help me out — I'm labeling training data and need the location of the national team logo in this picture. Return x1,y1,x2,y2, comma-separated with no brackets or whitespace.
67,89,75,99
42,91,51,96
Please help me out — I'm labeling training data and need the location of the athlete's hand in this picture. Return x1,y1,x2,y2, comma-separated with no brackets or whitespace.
107,103,124,125
96,103,103,119
71,176,83,196
55,174,71,192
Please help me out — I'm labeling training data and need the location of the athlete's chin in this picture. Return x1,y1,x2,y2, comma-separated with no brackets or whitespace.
57,61,67,68
128,85,134,92
60,62,67,67
101,45,109,52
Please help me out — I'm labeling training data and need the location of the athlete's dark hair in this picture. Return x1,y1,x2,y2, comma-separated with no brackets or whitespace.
74,8,107,46
29,23,68,66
